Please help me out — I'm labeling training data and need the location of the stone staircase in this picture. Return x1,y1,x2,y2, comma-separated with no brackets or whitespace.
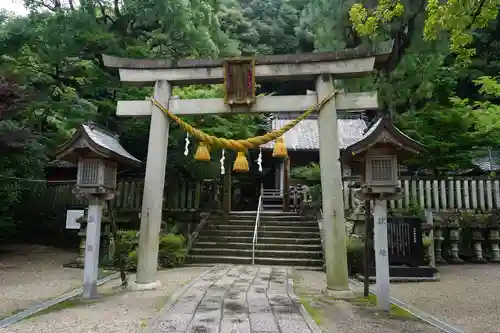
188,211,324,268
261,189,284,210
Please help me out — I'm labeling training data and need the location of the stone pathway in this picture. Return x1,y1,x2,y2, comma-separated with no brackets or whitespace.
149,265,319,333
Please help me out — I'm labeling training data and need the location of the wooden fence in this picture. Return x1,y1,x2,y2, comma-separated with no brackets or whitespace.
343,177,500,212
43,176,500,213
44,178,204,212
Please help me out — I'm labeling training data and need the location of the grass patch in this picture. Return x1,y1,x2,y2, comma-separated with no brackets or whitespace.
26,297,93,319
299,296,324,325
98,268,116,279
351,294,414,320
24,271,121,320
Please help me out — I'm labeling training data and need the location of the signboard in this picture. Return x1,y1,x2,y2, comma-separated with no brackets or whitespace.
66,209,84,229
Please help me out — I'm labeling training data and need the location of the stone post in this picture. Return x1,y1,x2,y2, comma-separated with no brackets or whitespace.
490,228,500,262
425,210,435,267
448,225,463,264
135,80,171,289
433,226,446,265
83,198,103,299
471,227,486,263
316,75,349,292
373,199,390,311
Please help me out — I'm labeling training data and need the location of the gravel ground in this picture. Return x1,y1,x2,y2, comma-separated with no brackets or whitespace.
293,270,443,333
391,264,500,333
0,244,82,318
1,266,209,333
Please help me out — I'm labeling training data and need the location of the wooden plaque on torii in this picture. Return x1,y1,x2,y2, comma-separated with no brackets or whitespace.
223,58,256,106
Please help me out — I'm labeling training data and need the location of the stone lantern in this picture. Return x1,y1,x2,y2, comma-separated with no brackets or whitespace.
341,117,424,311
55,121,141,298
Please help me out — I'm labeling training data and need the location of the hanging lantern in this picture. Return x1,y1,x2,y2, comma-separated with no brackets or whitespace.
272,136,288,158
194,142,211,161
233,151,249,172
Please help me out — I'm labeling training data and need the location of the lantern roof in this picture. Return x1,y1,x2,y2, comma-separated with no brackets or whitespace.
341,117,425,162
55,122,141,167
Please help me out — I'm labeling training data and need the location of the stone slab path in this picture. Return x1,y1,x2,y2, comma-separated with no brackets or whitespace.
148,265,319,333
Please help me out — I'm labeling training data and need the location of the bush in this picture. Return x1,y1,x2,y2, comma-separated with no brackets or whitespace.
114,230,186,271
347,236,364,276
125,250,138,270
158,234,187,267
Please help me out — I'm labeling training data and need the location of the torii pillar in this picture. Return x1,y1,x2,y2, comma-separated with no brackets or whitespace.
102,41,392,290
316,74,350,291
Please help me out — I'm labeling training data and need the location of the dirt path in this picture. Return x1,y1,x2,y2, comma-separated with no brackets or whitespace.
1,266,209,333
391,264,500,333
0,244,82,317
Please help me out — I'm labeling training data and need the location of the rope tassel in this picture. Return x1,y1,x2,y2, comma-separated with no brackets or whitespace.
194,142,211,161
272,136,288,158
233,151,249,172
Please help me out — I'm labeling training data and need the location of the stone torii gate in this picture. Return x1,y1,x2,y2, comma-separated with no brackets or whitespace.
102,42,392,292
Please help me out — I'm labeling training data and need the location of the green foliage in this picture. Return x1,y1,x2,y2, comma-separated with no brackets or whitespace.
114,229,186,270
291,163,322,206
406,202,425,218
346,235,364,276
0,121,47,243
125,250,138,271
1,0,500,249
399,76,500,172
291,163,320,181
349,0,499,64
158,234,187,268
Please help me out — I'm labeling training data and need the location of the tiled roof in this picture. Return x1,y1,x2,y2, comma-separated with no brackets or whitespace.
48,160,76,168
472,153,500,171
82,123,141,164
261,114,368,150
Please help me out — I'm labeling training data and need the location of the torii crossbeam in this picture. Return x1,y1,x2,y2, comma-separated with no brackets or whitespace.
102,41,393,293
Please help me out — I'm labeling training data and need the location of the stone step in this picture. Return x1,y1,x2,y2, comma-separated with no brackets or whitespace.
220,220,319,227
227,211,300,217
204,224,319,233
199,229,320,239
190,248,323,259
188,255,252,265
262,204,284,210
187,255,324,267
183,263,324,271
224,215,312,221
197,236,322,245
194,242,323,251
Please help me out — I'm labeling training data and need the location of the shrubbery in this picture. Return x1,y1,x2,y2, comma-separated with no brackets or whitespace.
346,235,364,275
114,230,187,271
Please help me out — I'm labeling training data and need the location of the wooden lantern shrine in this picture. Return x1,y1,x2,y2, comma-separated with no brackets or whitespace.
224,58,256,106
54,121,141,299
340,117,426,311
55,121,141,199
341,117,425,199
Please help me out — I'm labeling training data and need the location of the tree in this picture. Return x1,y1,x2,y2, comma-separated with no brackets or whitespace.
349,0,499,66
398,76,500,172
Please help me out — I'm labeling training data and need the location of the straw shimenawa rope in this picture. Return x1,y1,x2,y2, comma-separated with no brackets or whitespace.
150,91,336,151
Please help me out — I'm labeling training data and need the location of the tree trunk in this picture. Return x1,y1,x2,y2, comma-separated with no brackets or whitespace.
106,201,127,287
